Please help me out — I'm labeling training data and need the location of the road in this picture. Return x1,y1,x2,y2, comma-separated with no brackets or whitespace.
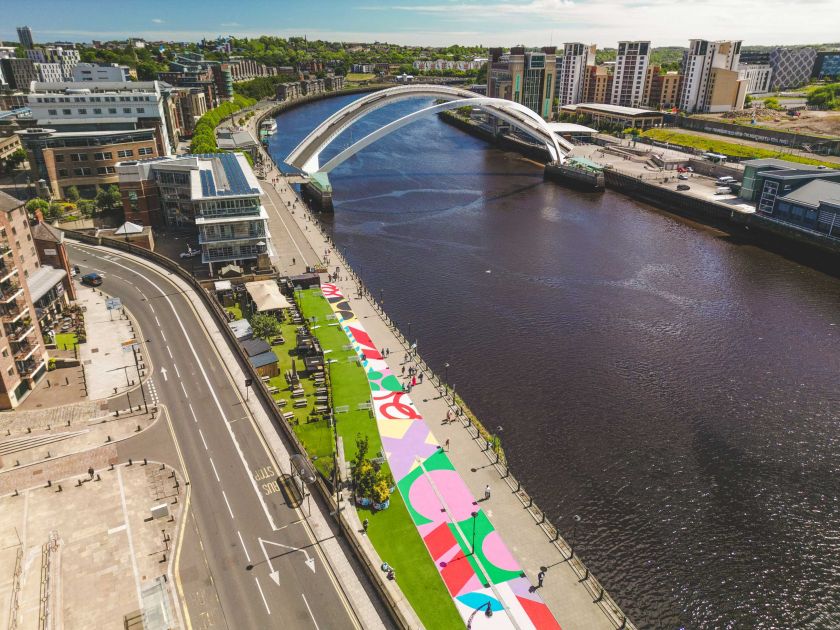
67,242,365,630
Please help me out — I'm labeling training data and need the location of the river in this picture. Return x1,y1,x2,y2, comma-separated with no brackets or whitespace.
266,93,840,629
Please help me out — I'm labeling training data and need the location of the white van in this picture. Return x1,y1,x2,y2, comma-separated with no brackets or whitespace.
717,176,736,185
715,186,732,194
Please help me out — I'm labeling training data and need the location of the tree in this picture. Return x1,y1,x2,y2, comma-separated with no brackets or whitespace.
25,198,49,218
763,97,783,111
107,184,122,209
3,148,26,173
46,202,65,221
95,187,111,211
251,312,281,340
77,199,96,218
66,186,80,202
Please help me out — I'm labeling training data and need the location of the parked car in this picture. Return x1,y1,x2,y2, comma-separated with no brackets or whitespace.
715,186,732,194
677,184,691,191
81,273,102,286
678,173,689,180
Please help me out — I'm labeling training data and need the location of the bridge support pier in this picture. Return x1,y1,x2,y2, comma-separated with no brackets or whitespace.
301,172,334,213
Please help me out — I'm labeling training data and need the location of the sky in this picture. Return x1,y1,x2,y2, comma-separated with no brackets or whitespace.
2,0,840,48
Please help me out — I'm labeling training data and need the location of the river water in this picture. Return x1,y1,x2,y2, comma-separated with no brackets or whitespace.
267,94,840,629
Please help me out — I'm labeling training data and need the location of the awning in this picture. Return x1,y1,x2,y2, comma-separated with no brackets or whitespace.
27,265,67,303
245,280,290,312
214,280,232,292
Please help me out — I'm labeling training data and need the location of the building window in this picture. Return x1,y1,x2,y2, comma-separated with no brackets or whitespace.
96,166,116,175
117,149,134,158
58,169,68,177
123,108,132,114
62,109,71,115
1,349,7,358
93,152,113,161
73,167,92,176
93,108,102,114
7,367,12,377
78,108,87,114
136,107,145,113
108,108,117,114
138,147,153,155
48,109,57,115
54,154,64,162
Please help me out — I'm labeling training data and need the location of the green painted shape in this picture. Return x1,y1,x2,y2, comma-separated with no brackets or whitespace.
379,374,403,392
450,511,524,586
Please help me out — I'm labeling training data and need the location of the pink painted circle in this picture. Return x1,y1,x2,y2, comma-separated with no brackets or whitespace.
481,531,519,571
408,469,477,523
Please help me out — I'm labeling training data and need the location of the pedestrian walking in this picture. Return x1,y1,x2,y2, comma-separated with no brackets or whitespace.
411,375,417,387
418,372,424,384
401,365,405,376
292,257,296,265
484,484,491,501
537,570,545,588
446,409,452,423
445,438,450,451
404,353,409,363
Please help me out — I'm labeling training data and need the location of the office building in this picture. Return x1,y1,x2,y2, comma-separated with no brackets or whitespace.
27,81,173,156
72,63,130,82
812,51,840,80
116,153,273,274
17,27,34,50
164,87,208,140
0,134,23,163
610,41,651,107
769,47,817,90
557,43,596,107
738,64,773,94
0,192,49,409
677,40,746,113
20,126,161,199
644,68,681,109
324,75,345,91
30,222,75,302
487,47,557,120
0,58,38,91
276,82,300,101
162,54,232,104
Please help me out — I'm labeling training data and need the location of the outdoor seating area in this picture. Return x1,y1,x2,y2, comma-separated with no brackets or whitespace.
50,304,86,351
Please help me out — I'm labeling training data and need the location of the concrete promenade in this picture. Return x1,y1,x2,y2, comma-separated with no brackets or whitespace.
250,136,630,626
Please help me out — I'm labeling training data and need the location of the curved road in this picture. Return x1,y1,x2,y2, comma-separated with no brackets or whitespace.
67,242,381,629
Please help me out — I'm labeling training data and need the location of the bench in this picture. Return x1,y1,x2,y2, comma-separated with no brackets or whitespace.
275,399,287,408
291,390,305,398
268,386,279,394
315,405,329,413
282,412,294,421
293,399,308,408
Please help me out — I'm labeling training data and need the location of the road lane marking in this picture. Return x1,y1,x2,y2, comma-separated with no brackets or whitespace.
237,530,252,563
107,523,127,535
167,347,173,359
302,593,320,629
155,316,161,326
188,402,197,423
255,577,271,615
198,428,208,450
222,491,235,519
173,364,181,378
180,382,188,397
159,367,168,381
209,457,220,482
71,248,279,529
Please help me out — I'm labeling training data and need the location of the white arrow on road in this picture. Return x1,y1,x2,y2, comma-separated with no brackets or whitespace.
159,367,168,382
258,537,316,585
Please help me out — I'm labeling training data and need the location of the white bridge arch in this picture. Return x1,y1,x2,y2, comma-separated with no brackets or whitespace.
284,84,572,175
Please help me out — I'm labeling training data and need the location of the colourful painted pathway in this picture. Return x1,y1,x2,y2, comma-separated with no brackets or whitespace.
322,283,561,629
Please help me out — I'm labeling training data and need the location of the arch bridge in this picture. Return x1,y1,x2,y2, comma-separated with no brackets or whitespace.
284,84,573,176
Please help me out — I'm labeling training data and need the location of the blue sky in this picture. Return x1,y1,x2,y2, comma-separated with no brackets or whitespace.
2,0,838,47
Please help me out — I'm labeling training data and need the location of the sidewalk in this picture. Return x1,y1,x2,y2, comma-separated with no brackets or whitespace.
259,163,627,628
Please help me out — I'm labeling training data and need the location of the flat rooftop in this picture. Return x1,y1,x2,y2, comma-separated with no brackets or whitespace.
561,103,661,117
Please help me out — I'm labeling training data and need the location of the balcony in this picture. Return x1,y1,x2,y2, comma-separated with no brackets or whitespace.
13,340,38,362
1,302,29,324
0,279,22,303
17,357,45,378
199,229,266,244
6,320,34,343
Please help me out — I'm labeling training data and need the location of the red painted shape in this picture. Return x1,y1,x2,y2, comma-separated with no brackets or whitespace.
517,596,563,630
440,551,475,596
424,521,457,560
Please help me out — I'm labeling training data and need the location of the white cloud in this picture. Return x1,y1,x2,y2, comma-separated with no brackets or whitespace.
151,18,164,24
221,22,242,27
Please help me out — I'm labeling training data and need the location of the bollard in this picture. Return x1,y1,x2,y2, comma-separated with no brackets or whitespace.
106,435,112,442
13,489,18,496
594,587,604,603
76,479,82,487
45,451,51,459
136,424,141,432
26,427,31,433
95,474,101,481
143,458,148,466
46,480,52,487
109,463,114,471
56,484,62,492
128,458,133,466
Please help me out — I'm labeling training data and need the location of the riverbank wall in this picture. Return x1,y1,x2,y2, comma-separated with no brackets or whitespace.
439,108,840,262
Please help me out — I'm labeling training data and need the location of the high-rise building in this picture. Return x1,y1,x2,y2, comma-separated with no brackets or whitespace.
0,58,38,91
487,47,557,120
738,64,773,94
116,153,273,275
72,63,131,82
644,67,681,109
677,40,746,112
0,192,50,409
610,41,651,107
556,43,596,107
769,47,817,89
26,47,80,81
37,62,64,84
17,26,34,50
582,65,613,103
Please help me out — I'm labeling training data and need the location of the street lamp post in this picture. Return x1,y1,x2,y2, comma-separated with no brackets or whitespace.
444,362,450,384
407,321,411,340
470,510,478,555
571,514,581,558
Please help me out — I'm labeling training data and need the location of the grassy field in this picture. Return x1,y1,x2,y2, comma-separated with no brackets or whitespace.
295,288,461,628
345,73,377,82
640,128,839,169
54,332,78,350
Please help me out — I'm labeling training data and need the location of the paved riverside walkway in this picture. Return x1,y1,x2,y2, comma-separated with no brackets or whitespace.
248,147,627,626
